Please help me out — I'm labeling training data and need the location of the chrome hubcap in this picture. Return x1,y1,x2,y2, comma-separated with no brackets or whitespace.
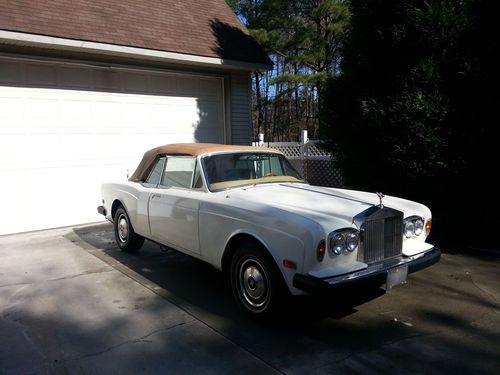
117,215,129,242
239,259,269,308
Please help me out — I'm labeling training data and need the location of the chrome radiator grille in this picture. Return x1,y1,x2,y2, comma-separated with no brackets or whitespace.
357,208,403,264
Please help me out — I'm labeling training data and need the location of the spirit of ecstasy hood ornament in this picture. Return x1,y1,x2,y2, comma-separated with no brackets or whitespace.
376,192,385,208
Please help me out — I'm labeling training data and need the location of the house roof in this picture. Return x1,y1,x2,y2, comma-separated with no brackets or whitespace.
0,0,272,68
129,143,281,182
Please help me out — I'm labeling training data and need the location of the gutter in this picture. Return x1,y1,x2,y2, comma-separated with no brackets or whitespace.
0,30,272,72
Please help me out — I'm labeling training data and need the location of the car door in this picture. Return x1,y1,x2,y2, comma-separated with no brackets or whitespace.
132,156,166,237
148,156,201,254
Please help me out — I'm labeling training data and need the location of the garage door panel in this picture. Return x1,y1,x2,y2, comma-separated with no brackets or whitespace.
175,102,200,128
198,101,221,123
94,70,121,91
62,99,92,120
25,166,103,230
0,96,23,118
26,64,58,87
176,77,198,96
94,100,123,121
151,76,176,95
0,135,32,170
61,67,91,89
150,103,174,122
199,78,222,99
0,59,225,235
0,171,31,234
37,134,96,162
26,98,59,119
122,72,149,93
0,61,21,84
124,102,151,121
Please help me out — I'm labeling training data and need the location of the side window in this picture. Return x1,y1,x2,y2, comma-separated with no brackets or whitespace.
146,157,166,185
161,157,196,188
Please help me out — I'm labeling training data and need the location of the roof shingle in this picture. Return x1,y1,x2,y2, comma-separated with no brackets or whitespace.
0,0,272,66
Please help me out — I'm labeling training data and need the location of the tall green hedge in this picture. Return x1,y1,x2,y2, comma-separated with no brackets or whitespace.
321,0,499,245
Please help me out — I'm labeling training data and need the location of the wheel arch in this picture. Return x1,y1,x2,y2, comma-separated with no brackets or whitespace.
221,232,276,275
111,199,125,220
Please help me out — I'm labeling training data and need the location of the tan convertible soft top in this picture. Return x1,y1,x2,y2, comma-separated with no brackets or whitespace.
129,143,281,182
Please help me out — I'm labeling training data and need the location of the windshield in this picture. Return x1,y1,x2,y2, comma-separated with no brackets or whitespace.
202,152,305,191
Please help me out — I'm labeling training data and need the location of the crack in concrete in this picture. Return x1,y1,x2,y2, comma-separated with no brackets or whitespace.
0,268,114,288
47,267,114,282
0,296,48,370
64,320,194,362
0,281,34,288
466,271,499,306
463,269,500,327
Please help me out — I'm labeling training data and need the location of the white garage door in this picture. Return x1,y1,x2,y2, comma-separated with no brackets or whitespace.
0,57,225,235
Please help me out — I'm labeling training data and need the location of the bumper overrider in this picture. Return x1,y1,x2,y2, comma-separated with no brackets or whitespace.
293,247,441,294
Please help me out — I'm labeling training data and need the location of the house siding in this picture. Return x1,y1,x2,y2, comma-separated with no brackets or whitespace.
230,71,252,145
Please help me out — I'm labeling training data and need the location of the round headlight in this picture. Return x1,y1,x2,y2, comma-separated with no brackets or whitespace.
331,233,345,255
329,229,360,255
404,221,415,238
414,219,424,236
345,232,359,251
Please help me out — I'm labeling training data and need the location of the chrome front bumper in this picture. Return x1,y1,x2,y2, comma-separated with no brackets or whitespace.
293,247,441,293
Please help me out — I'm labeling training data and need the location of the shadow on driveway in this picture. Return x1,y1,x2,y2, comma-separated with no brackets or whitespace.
71,224,385,322
68,223,500,375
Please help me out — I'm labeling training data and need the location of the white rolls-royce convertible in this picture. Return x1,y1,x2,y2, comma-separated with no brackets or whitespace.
98,143,440,317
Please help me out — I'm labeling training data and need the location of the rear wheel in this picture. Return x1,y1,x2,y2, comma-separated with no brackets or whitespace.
230,242,287,317
114,206,144,252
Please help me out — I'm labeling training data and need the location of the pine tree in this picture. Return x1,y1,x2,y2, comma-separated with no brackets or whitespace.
227,0,350,140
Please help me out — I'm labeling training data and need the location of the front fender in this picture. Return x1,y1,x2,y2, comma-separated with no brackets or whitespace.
199,201,324,295
223,227,305,288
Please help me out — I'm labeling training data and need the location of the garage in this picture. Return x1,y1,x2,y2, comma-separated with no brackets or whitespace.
0,0,272,235
0,56,225,235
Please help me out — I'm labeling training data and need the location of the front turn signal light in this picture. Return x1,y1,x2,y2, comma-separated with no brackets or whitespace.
317,240,326,261
425,219,432,235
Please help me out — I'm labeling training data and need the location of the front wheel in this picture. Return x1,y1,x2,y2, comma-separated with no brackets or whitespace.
114,206,144,252
230,243,287,317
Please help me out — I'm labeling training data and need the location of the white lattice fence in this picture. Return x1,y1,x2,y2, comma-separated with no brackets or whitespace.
266,141,343,188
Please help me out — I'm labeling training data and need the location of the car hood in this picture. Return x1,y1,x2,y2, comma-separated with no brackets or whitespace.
224,183,430,228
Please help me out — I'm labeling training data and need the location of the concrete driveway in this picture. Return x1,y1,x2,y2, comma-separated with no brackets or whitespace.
1,223,499,374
